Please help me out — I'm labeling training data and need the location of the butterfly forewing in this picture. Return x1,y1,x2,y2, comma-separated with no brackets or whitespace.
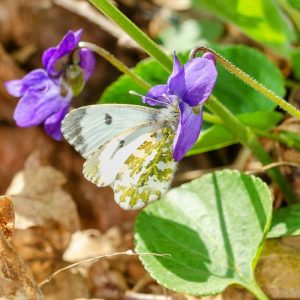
113,127,177,210
61,104,159,159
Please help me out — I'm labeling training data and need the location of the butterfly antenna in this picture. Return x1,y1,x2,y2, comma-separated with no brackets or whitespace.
129,90,168,106
162,93,173,105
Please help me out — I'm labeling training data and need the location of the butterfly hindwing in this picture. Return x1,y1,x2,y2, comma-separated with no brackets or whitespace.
113,127,177,210
83,125,157,187
61,104,159,159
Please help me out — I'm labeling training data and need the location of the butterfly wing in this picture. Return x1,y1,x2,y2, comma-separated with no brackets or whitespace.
83,124,157,187
113,127,177,210
61,104,159,159
62,104,177,210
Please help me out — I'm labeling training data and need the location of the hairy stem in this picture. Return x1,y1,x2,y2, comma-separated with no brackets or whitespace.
191,47,300,120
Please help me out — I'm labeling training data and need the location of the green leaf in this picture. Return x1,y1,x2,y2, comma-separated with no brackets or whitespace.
188,111,283,155
192,0,294,55
188,125,237,155
135,170,272,296
213,45,285,114
288,0,300,11
291,48,300,81
101,45,285,115
267,204,300,238
238,111,283,130
158,19,224,52
101,58,169,105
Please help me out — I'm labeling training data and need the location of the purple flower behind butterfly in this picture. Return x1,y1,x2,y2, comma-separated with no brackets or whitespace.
5,29,95,140
143,53,217,161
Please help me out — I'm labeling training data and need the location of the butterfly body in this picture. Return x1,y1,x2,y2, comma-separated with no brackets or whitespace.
62,104,178,210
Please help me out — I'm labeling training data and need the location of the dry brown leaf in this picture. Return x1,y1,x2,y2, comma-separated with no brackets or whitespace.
277,117,300,134
63,228,121,262
13,224,71,282
5,153,80,282
282,149,300,165
0,231,43,299
89,259,128,299
256,239,300,298
0,195,14,241
7,152,80,232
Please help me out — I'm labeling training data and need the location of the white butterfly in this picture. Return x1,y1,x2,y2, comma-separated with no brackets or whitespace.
61,103,178,210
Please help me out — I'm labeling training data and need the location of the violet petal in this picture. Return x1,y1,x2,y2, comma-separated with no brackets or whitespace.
13,83,71,127
167,54,181,85
42,47,56,72
202,52,216,64
22,69,50,92
169,57,217,106
142,84,169,106
172,101,203,161
44,104,69,140
5,80,24,97
79,48,96,81
43,29,83,74
5,69,49,97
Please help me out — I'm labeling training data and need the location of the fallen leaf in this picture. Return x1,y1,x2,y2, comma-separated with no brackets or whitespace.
13,224,71,282
256,239,300,298
0,231,43,299
5,153,80,282
7,152,80,232
0,195,14,241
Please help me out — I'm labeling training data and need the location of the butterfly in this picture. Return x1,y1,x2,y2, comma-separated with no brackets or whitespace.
61,103,178,210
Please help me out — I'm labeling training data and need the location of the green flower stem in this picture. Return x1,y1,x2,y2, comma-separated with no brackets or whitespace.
88,0,173,72
207,96,298,203
79,41,151,90
191,47,300,120
202,112,222,124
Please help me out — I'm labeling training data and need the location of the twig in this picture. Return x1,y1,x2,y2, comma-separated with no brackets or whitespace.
247,161,300,174
38,250,170,288
53,0,141,50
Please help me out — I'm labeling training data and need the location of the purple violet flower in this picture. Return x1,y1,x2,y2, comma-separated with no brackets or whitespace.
5,29,95,141
143,53,217,161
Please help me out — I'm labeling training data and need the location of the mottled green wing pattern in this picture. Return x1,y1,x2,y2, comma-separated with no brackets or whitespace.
113,128,177,210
